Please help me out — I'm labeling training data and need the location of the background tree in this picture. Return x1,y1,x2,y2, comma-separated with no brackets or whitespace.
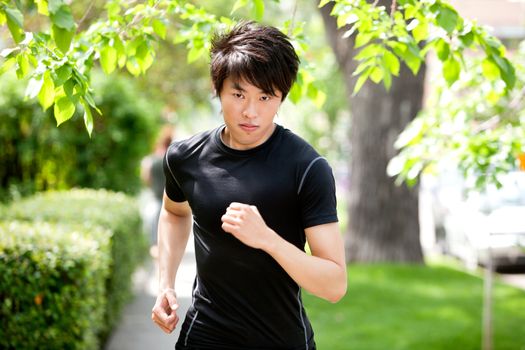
319,0,425,262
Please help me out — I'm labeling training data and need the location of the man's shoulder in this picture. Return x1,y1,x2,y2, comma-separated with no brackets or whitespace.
166,127,218,161
278,125,322,163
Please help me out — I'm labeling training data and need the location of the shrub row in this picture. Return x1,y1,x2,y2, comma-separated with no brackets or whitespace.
0,189,148,348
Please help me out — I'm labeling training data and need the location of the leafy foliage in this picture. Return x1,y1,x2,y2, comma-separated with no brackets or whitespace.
0,221,111,350
321,0,515,95
2,189,148,344
388,41,525,190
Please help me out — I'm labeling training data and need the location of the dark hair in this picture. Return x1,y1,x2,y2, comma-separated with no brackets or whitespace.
210,21,300,101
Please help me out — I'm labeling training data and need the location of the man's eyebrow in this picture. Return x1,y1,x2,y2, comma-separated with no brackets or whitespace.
231,82,246,91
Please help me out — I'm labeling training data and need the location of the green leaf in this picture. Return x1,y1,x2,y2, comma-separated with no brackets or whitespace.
353,66,373,95
50,5,76,31
354,44,381,61
63,78,75,98
413,20,428,43
106,2,121,18
152,19,167,39
443,57,460,86
5,7,25,43
383,50,400,76
0,57,16,75
81,99,93,137
436,6,458,34
435,39,450,61
36,0,49,16
459,31,474,47
135,41,154,73
337,12,359,28
481,58,500,81
38,71,55,111
252,0,265,21
4,6,23,28
83,91,101,115
54,95,76,126
125,56,141,76
288,81,302,104
0,11,6,26
353,59,374,76
491,55,516,89
52,24,74,53
48,0,63,14
370,66,383,84
313,89,326,108
398,49,421,75
16,53,30,79
114,37,126,68
355,32,373,48
55,64,72,86
187,45,204,63
231,0,249,14
100,45,117,75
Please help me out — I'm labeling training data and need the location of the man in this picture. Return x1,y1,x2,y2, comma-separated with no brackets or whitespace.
151,21,347,350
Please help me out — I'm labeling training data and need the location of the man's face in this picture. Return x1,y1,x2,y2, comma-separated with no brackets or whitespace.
219,77,282,150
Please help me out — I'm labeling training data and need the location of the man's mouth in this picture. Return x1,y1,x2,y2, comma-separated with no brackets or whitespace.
240,124,258,132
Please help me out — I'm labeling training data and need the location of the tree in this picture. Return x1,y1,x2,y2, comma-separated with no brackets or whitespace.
319,1,425,262
316,0,516,262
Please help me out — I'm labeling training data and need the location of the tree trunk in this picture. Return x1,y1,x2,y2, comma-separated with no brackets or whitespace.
319,1,424,262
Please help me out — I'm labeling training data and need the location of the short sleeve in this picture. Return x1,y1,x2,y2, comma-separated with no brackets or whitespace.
163,145,187,202
298,157,338,229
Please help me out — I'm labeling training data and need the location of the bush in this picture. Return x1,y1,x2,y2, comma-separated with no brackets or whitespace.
0,221,111,349
0,70,160,203
2,189,148,344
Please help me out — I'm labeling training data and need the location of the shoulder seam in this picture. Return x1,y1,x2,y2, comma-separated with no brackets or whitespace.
164,144,182,189
297,156,325,195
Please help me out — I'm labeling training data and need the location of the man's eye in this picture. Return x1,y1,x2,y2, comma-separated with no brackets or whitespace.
260,96,270,101
234,93,244,99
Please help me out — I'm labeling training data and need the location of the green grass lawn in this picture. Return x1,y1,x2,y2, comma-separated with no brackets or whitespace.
303,263,525,350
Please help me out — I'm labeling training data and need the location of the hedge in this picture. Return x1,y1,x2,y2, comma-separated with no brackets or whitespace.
0,221,111,349
1,189,148,344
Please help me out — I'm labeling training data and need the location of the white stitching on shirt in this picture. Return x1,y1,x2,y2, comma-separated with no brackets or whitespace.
165,145,182,189
184,310,199,346
297,157,325,195
184,278,200,346
297,288,309,350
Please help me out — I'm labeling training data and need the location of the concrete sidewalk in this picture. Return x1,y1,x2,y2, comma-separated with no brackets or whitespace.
105,237,197,350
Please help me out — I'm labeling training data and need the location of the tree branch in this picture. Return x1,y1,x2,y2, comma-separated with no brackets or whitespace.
390,0,397,16
77,0,96,32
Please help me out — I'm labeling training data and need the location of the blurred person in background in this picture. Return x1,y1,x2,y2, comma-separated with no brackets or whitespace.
141,124,174,256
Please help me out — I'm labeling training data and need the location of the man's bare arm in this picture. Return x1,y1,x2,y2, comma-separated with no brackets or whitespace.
151,193,192,333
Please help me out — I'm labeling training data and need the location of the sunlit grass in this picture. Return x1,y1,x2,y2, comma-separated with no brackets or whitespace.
304,263,525,350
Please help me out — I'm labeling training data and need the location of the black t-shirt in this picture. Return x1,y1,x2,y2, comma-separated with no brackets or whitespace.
164,124,338,350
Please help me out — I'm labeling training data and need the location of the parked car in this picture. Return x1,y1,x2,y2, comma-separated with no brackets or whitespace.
430,170,525,270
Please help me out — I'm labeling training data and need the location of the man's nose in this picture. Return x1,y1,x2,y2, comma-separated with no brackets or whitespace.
242,100,257,119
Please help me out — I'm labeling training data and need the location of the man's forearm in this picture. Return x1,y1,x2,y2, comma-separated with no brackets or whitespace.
157,207,192,291
263,227,347,303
